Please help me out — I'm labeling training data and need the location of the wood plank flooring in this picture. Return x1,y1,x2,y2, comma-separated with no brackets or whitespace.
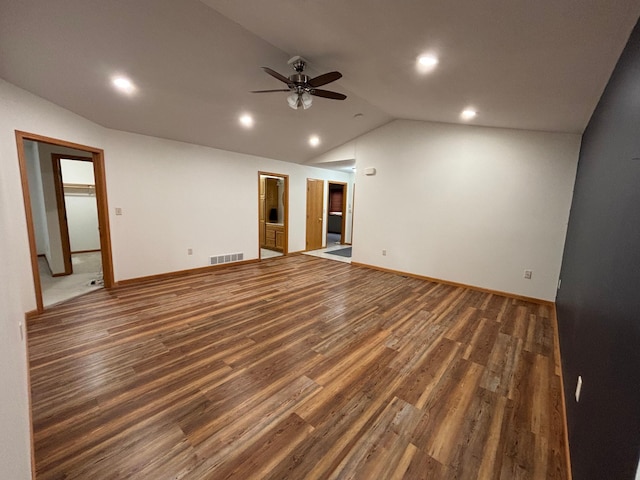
28,254,568,479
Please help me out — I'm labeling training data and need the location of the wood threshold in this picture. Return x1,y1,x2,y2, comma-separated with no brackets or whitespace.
351,261,553,306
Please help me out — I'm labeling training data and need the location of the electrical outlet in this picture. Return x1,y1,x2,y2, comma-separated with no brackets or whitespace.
187,248,193,255
524,269,532,279
115,207,123,216
382,249,387,256
575,375,583,402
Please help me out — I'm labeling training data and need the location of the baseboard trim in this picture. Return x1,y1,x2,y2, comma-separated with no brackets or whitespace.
71,249,101,254
115,258,260,287
350,261,554,306
552,305,573,480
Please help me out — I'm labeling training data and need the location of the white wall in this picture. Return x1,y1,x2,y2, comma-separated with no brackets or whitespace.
340,119,580,301
61,159,100,252
105,131,353,280
37,146,65,273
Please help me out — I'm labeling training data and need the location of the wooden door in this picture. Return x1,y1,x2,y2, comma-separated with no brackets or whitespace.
259,176,266,247
52,155,91,276
306,178,324,251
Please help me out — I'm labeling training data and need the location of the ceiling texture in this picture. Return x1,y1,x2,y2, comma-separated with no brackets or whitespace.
1,0,639,167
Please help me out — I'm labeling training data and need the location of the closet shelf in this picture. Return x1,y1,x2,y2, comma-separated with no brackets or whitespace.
63,183,96,196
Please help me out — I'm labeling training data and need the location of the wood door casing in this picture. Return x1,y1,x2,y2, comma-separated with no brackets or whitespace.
15,130,115,314
306,178,324,251
51,154,95,276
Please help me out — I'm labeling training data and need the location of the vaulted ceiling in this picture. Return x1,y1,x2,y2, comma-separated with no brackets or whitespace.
1,0,638,166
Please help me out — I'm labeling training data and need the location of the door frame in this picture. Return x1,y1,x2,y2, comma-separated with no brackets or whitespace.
51,154,94,276
15,131,114,313
257,171,289,258
327,181,348,245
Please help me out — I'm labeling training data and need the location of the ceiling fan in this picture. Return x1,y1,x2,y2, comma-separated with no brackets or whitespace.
252,56,347,110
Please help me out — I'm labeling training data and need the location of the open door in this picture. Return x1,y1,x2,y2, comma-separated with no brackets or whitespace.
258,172,289,258
16,131,114,312
306,178,324,251
327,181,347,245
51,154,95,276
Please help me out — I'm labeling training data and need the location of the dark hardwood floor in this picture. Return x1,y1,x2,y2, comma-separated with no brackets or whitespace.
28,254,569,479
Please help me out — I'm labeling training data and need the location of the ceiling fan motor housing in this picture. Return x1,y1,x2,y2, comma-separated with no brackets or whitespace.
287,55,307,72
289,73,309,85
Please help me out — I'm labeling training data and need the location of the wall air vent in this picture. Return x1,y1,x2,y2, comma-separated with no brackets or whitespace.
210,252,244,266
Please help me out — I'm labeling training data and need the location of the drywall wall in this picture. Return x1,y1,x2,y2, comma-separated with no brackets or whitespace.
0,203,33,479
342,119,580,301
104,130,353,281
556,18,640,480
60,159,100,252
37,144,65,274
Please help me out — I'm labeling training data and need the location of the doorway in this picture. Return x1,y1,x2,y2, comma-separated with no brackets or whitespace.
327,181,347,247
258,172,288,259
305,178,324,251
16,131,114,312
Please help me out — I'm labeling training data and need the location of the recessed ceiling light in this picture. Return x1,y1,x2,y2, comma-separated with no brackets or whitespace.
460,108,478,120
111,76,136,94
417,54,439,72
309,135,320,147
239,114,254,128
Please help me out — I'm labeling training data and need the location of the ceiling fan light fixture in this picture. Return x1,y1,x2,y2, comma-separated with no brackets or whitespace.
301,92,313,109
287,93,299,109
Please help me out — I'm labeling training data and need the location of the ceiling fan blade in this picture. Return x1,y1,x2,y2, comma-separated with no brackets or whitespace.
310,89,347,100
308,71,342,88
262,67,292,85
251,89,291,93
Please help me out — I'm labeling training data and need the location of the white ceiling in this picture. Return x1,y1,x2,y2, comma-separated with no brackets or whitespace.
1,0,639,167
